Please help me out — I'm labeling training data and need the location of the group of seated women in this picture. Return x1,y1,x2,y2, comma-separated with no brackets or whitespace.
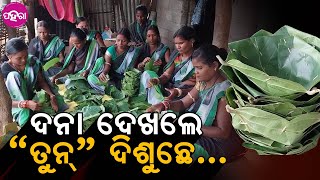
1,4,246,162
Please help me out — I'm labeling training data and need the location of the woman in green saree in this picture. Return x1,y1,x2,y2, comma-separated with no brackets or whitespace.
87,27,141,93
1,38,68,127
75,16,106,50
140,26,197,105
51,28,102,84
136,25,170,76
28,20,65,77
146,44,246,161
128,4,154,46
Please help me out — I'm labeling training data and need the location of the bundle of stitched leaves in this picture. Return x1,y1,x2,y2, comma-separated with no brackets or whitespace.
62,74,150,132
220,25,320,155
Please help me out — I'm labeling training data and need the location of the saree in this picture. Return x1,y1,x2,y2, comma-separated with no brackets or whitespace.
87,30,99,41
28,35,65,77
87,45,141,93
140,43,169,75
188,80,245,161
139,50,195,105
61,39,100,75
1,55,68,127
129,20,153,44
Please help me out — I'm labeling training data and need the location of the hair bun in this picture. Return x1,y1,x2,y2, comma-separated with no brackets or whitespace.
218,47,228,60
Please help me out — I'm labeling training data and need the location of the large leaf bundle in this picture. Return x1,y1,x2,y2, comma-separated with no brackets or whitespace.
221,25,320,155
121,68,141,97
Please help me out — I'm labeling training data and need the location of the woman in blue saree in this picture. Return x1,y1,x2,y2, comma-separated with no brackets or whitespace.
88,27,141,93
140,26,198,105
146,44,246,162
1,38,68,127
28,20,65,78
51,28,101,84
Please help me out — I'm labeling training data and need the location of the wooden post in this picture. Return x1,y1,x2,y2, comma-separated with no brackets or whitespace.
0,73,13,136
25,0,36,41
212,0,232,50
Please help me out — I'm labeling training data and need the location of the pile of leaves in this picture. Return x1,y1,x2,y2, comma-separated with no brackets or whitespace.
222,25,320,155
63,74,150,132
32,89,56,116
121,68,141,97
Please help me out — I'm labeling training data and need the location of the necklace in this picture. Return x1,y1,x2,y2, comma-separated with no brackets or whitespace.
203,73,221,91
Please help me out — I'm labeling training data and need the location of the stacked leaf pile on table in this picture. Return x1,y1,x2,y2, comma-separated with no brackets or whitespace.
61,69,150,132
221,25,320,155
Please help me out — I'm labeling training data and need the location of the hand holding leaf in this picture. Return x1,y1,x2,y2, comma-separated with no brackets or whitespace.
153,59,162,66
51,76,57,84
164,88,178,101
81,70,89,78
99,73,109,82
147,78,160,88
145,103,164,113
28,100,42,111
143,57,151,64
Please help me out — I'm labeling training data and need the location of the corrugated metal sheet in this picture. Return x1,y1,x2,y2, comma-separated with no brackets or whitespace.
32,0,143,43
83,0,114,32
83,0,140,33
120,0,140,29
0,10,8,58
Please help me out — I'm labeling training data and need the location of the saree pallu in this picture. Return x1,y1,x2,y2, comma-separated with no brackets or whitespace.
28,35,65,77
139,50,195,105
87,30,98,41
4,55,68,127
88,45,141,93
187,80,245,161
61,39,100,75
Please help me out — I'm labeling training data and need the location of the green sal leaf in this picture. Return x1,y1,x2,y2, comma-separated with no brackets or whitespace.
144,60,160,73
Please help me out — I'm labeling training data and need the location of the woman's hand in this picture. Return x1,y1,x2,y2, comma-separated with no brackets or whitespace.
138,57,151,70
147,78,160,88
164,88,178,101
99,73,109,82
153,59,162,66
143,57,151,65
49,95,59,112
51,76,56,84
145,103,164,113
28,100,42,111
81,70,89,78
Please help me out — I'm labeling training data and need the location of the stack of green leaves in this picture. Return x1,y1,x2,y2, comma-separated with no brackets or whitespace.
121,68,141,97
63,75,151,132
33,89,56,116
221,25,320,155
